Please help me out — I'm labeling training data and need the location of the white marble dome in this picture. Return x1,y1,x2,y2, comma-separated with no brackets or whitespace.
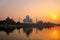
23,15,33,23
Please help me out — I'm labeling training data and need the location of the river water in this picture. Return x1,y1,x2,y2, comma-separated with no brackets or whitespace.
0,26,60,40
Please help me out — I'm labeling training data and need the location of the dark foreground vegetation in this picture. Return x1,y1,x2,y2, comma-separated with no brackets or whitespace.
0,17,60,37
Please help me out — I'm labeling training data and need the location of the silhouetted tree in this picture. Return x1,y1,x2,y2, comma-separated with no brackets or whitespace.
44,22,54,28
0,21,6,25
16,22,20,25
36,20,43,29
4,17,16,25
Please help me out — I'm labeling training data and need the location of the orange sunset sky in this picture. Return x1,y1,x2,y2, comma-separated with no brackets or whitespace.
0,0,60,23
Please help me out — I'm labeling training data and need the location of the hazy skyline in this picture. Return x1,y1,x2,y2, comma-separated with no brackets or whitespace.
0,0,60,23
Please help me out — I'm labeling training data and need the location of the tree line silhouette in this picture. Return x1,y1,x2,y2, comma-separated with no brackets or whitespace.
0,17,59,37
0,17,20,25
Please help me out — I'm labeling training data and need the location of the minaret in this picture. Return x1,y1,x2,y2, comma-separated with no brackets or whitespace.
18,17,20,22
36,17,38,23
36,17,38,33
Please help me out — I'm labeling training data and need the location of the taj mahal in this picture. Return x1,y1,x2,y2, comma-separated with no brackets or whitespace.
23,15,33,24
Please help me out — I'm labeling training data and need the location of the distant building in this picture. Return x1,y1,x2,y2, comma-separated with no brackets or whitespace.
23,15,33,24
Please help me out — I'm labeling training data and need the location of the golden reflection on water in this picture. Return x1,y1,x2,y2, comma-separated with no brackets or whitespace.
30,26,60,40
50,27,60,39
0,26,60,40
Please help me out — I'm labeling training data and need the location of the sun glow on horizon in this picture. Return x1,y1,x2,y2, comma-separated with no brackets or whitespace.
52,16,57,20
49,10,59,23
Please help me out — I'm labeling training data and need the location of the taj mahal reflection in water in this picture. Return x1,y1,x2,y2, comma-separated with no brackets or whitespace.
0,15,60,40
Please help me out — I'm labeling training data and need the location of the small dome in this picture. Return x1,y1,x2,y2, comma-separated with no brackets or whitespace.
26,15,29,19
